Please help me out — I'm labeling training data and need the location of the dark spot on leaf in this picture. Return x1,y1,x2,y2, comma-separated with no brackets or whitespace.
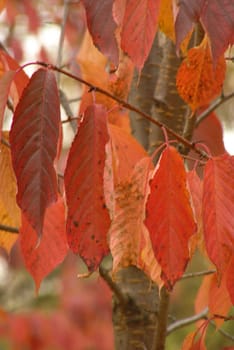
91,234,95,240
103,203,106,209
73,221,79,227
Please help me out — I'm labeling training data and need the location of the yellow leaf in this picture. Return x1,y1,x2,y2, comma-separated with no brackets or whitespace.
0,132,20,253
0,200,18,253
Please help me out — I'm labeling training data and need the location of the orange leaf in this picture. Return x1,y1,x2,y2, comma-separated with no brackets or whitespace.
0,50,29,107
109,157,156,275
20,196,68,291
209,273,232,327
187,169,205,255
0,71,15,139
64,104,110,270
10,69,60,238
202,154,234,274
0,132,20,253
176,38,226,110
182,328,207,350
145,146,196,289
109,124,147,184
0,200,18,253
78,31,133,131
0,0,5,12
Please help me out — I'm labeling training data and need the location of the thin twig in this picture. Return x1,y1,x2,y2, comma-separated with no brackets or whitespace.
182,270,216,280
196,92,234,126
23,61,209,160
56,0,69,82
0,223,19,234
167,308,208,335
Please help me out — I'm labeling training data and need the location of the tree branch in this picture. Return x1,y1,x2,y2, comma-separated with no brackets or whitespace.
182,270,216,280
153,286,170,350
23,61,209,160
0,224,19,233
196,91,234,126
167,308,208,335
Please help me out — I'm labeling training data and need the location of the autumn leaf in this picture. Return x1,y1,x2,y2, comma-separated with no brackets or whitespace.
10,69,60,238
109,123,147,183
78,31,133,131
175,0,234,62
0,200,18,253
182,326,207,350
202,153,234,275
64,104,110,271
120,0,161,70
0,0,5,12
0,50,29,106
0,132,20,253
209,273,232,327
109,157,152,273
0,70,15,140
81,0,119,66
187,169,205,256
145,146,196,289
20,196,68,291
176,38,226,111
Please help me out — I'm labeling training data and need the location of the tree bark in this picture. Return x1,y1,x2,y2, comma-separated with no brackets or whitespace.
112,31,194,350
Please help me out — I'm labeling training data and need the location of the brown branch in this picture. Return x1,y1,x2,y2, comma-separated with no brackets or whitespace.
0,223,19,233
21,61,209,160
196,91,234,126
154,286,170,350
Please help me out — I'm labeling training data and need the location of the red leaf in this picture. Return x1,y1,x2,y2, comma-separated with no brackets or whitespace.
202,154,234,274
145,146,196,289
0,50,29,105
175,0,234,62
193,113,226,156
64,104,110,271
81,0,119,66
10,69,60,237
20,196,68,291
120,0,161,69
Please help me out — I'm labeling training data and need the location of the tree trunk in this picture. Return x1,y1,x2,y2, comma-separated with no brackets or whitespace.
112,31,192,350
